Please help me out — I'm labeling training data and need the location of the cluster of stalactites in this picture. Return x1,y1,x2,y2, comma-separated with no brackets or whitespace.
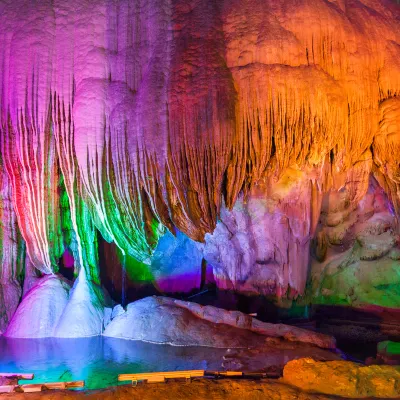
0,0,399,282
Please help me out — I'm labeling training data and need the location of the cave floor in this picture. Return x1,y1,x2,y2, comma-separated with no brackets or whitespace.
0,379,397,400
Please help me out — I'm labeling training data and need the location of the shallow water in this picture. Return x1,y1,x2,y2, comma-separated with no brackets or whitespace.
0,337,228,389
0,335,342,389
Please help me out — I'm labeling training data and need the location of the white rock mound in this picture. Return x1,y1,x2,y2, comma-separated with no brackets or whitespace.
5,275,70,338
103,296,266,348
104,296,335,349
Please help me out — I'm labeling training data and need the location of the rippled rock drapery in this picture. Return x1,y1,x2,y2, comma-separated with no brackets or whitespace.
0,166,24,333
0,0,400,332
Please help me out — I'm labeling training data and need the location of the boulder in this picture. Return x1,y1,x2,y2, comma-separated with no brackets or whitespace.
283,358,400,398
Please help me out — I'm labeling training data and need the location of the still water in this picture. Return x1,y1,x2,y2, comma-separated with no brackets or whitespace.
0,336,228,389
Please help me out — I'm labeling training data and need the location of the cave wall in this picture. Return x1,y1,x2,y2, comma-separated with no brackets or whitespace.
0,0,400,332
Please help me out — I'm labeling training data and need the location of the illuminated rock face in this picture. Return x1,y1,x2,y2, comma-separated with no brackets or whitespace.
204,168,319,298
150,231,205,294
0,0,400,334
310,178,400,308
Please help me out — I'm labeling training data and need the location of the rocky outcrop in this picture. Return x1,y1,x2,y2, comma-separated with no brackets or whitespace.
376,341,400,365
310,179,400,308
169,298,335,349
104,297,266,348
283,358,400,398
204,168,321,297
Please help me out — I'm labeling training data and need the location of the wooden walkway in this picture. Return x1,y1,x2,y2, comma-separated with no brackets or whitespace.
0,369,267,392
0,373,84,393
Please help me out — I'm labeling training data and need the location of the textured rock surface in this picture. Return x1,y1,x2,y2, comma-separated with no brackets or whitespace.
377,341,400,365
0,281,21,335
103,297,266,347
170,298,335,349
0,0,399,326
204,169,320,297
283,357,400,398
104,296,335,349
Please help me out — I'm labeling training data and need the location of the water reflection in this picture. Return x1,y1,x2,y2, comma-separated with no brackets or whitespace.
0,337,228,389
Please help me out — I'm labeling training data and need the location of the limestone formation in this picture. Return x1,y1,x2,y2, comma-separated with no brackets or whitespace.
0,0,399,330
104,296,335,349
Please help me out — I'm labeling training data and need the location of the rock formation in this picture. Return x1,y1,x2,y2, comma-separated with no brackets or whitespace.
0,0,399,332
310,178,400,308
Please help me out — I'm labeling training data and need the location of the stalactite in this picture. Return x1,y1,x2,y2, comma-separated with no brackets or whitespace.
53,95,100,282
0,119,64,274
0,165,23,332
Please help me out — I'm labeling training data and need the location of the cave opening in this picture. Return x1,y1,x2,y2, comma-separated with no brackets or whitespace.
57,249,75,282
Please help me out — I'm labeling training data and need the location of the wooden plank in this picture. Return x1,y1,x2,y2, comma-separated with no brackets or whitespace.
0,385,16,393
219,371,243,377
66,380,85,388
119,370,204,382
43,382,66,390
206,371,243,377
242,372,267,378
20,384,44,393
0,373,34,380
146,377,166,383
42,380,84,390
